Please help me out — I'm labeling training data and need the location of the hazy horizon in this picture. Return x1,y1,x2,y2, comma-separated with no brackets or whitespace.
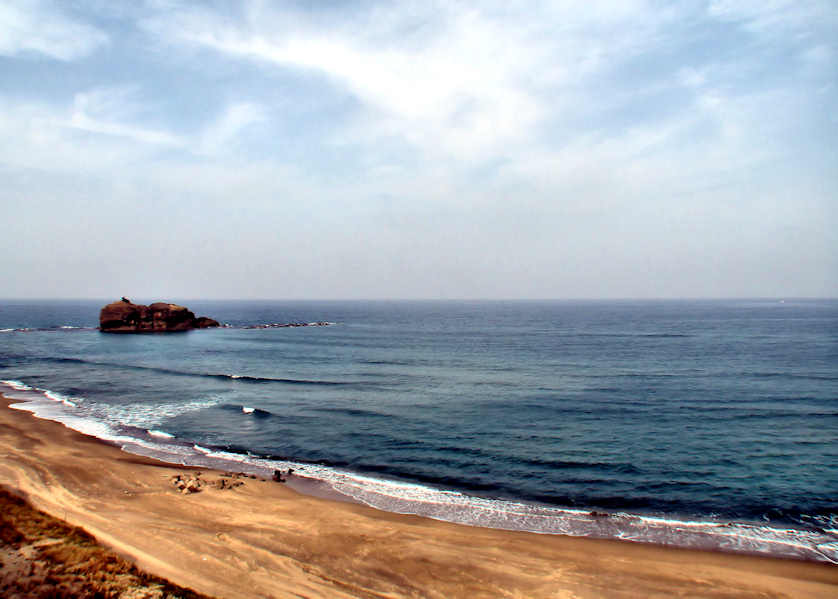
1,295,835,302
2,1,836,300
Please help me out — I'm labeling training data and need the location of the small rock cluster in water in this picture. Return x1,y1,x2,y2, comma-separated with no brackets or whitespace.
242,322,333,329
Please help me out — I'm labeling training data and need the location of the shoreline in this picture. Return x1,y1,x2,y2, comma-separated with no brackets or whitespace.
4,380,836,564
1,394,836,598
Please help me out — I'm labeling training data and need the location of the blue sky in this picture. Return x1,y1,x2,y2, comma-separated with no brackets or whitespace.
1,0,836,299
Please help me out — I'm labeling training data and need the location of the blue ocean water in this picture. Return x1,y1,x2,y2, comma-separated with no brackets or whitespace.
1,299,837,562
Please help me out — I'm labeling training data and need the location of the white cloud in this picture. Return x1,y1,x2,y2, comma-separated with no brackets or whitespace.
66,87,184,146
0,0,108,60
0,97,123,172
67,111,184,147
0,91,276,176
1,1,835,298
707,0,838,45
142,2,685,160
161,14,542,158
198,102,266,155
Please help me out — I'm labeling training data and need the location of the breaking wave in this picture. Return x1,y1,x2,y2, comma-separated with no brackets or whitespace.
2,379,836,564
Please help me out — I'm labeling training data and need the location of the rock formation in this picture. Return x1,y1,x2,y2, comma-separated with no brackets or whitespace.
99,298,220,333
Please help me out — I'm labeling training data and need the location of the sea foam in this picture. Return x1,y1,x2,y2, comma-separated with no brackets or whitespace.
1,380,34,391
4,378,835,565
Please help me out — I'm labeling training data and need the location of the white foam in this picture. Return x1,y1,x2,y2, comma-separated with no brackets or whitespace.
97,395,226,428
3,378,835,564
121,440,838,562
8,396,139,449
242,406,255,414
1,380,34,391
0,328,14,333
44,390,80,407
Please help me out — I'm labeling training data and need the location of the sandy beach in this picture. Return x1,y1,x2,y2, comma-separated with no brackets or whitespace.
0,394,835,598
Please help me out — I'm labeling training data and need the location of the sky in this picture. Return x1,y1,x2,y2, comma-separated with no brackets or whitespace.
1,0,836,299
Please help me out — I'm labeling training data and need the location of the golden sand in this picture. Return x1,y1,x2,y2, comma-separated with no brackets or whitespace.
1,395,835,598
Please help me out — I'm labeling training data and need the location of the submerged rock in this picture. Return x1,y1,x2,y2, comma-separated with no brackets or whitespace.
99,298,220,333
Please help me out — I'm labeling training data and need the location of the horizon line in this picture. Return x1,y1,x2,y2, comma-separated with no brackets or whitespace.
1,296,836,302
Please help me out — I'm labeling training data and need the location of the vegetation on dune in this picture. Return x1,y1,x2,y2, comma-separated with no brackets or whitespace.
0,487,213,599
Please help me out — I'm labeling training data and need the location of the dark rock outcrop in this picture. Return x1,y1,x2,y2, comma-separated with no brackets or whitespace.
99,298,220,333
193,316,221,329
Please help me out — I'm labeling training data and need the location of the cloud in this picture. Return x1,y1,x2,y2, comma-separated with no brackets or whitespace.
142,2,688,161
1,1,835,298
0,0,108,60
198,102,267,155
707,0,838,35
145,8,538,158
0,90,273,175
68,87,184,147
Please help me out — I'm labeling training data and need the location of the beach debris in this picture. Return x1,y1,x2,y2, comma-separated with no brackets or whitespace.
214,472,246,490
214,478,238,490
170,472,246,494
272,468,294,483
170,474,203,494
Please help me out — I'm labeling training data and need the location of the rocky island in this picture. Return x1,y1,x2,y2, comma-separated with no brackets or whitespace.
99,297,220,333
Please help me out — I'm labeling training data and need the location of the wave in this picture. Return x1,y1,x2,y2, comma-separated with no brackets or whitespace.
1,379,34,391
745,371,838,382
0,326,96,333
1,381,155,450
0,323,336,333
2,379,836,564
98,395,228,429
361,359,413,366
222,373,349,386
573,333,691,338
240,406,271,417
1,381,82,408
515,456,642,474
43,390,80,407
40,356,358,387
309,406,396,420
0,379,231,430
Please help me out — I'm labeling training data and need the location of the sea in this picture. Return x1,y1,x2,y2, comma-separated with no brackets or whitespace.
1,299,836,563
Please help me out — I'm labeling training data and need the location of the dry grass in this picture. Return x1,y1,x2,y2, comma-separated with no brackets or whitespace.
0,486,213,599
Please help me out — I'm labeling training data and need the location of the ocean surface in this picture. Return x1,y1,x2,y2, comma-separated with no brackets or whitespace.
1,299,836,563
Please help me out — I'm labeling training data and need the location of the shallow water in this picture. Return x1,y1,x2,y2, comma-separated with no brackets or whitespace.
1,299,836,562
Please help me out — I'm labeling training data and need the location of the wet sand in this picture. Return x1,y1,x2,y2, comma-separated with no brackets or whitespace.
1,394,835,598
